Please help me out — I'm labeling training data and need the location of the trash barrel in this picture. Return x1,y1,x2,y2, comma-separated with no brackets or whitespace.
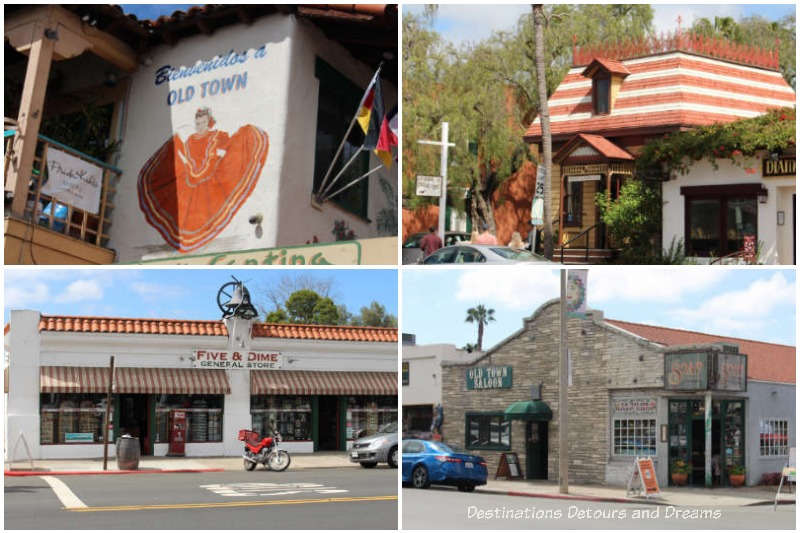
116,435,140,470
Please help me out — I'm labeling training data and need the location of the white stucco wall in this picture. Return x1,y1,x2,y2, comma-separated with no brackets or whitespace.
7,311,396,459
662,156,795,265
402,344,475,407
110,14,396,263
276,17,397,246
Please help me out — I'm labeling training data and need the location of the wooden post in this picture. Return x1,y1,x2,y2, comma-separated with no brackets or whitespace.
102,356,115,471
8,23,56,216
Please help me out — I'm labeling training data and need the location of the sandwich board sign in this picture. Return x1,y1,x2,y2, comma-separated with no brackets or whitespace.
774,447,795,510
627,457,661,498
495,452,523,480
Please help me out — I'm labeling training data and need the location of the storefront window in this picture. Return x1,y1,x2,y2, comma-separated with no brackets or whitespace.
250,395,312,441
565,181,583,226
347,396,397,440
613,418,656,456
759,419,788,456
685,193,757,257
40,393,106,444
466,413,511,450
155,395,224,443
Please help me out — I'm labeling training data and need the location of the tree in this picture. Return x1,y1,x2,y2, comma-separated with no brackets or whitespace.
312,297,340,325
283,289,340,325
354,301,398,328
465,304,496,352
265,308,288,323
533,4,554,259
257,274,334,317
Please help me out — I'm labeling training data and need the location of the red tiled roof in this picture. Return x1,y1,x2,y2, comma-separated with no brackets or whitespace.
554,133,634,162
606,319,795,384
582,57,631,78
38,316,397,343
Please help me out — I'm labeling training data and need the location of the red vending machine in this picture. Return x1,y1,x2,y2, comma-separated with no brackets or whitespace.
167,410,187,456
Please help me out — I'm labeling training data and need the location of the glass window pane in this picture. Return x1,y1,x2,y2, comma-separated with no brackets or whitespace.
726,197,757,253
688,198,721,256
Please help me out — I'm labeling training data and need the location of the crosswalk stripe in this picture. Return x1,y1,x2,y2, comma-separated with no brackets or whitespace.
41,476,87,509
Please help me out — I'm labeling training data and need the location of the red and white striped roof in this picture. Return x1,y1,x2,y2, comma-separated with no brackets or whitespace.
525,51,795,142
40,366,231,394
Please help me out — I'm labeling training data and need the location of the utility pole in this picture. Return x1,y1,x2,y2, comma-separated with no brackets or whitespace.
102,355,115,471
418,122,455,243
559,270,568,493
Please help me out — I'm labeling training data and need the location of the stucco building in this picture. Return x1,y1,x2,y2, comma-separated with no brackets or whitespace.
6,309,397,459
440,300,794,487
4,5,398,265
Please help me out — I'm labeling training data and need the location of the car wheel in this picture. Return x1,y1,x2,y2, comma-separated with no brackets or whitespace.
465,483,476,492
360,462,378,468
457,482,468,492
412,465,430,489
388,446,398,468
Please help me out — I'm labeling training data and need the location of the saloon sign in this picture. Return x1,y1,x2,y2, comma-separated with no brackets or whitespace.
466,366,513,390
193,350,282,370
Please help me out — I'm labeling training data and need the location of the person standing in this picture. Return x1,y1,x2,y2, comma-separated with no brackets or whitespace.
419,227,443,257
474,223,498,245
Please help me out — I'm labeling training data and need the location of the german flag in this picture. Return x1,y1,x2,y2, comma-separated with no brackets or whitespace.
356,76,380,140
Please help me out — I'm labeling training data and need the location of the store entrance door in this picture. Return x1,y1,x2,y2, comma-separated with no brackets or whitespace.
119,394,152,455
525,421,548,480
318,396,339,451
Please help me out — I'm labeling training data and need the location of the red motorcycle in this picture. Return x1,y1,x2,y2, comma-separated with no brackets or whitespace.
238,429,291,472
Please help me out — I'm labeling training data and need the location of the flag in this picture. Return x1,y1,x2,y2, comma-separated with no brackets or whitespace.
355,75,379,135
375,106,398,168
361,77,385,150
566,269,588,318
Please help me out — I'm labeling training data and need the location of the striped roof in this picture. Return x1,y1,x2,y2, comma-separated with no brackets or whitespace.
40,366,231,394
251,370,397,396
525,52,795,142
606,319,795,385
38,315,397,343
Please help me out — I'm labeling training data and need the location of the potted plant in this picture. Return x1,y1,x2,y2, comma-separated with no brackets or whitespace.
729,464,746,487
671,459,690,486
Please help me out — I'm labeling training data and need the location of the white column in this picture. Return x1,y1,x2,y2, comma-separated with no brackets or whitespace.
7,310,43,460
222,316,255,456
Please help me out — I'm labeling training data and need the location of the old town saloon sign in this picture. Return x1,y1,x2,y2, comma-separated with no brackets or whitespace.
664,351,746,391
466,366,513,390
192,349,282,369
762,157,795,177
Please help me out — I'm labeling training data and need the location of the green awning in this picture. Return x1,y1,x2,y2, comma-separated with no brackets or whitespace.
504,400,553,421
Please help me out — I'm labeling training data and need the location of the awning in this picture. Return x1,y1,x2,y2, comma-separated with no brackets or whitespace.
504,400,553,421
251,370,397,396
40,366,230,394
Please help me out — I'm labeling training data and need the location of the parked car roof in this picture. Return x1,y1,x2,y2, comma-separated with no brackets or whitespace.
421,244,552,264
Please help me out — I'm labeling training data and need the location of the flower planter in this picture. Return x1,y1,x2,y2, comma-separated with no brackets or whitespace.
671,473,688,486
729,474,745,487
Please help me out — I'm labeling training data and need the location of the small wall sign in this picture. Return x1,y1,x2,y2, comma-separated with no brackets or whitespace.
613,398,657,416
763,157,795,178
466,366,512,390
64,432,95,443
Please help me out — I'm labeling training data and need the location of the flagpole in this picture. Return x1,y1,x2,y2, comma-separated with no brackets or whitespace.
318,145,365,199
315,62,384,201
320,164,384,202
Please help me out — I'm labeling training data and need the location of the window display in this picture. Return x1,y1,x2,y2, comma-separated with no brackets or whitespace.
346,395,397,440
40,393,106,444
154,394,223,443
251,395,312,441
466,413,511,450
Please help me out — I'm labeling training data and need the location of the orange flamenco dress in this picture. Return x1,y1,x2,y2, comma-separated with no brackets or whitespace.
138,125,269,252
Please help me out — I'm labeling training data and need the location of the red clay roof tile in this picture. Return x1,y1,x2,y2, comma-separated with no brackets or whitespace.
38,316,396,343
606,319,795,384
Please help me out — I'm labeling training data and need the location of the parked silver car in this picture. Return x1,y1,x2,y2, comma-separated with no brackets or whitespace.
349,421,398,468
422,244,552,264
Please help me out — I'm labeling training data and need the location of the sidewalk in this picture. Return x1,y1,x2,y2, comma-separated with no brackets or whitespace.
480,479,795,508
4,451,357,476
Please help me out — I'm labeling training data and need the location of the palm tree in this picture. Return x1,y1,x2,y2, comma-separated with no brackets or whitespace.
465,304,496,352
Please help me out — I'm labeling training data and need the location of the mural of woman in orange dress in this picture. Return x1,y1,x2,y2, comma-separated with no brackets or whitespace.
138,107,269,252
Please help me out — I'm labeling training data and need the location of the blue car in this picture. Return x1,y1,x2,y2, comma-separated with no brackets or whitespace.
401,439,487,492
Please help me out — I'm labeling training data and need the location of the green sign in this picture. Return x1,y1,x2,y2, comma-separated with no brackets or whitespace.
665,352,708,390
64,432,95,443
466,366,513,390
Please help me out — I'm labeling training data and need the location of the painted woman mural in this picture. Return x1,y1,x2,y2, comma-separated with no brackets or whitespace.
137,107,269,252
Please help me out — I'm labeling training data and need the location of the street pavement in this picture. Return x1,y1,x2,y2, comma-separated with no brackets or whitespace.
5,467,397,529
402,487,796,530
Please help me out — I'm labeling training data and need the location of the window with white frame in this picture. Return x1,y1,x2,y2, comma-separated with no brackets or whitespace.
613,418,656,456
759,419,789,456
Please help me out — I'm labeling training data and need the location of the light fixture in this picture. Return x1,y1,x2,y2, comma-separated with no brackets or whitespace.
777,211,785,226
758,188,768,204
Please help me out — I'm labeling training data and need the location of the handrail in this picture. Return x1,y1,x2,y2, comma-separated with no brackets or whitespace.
36,133,123,174
559,223,600,264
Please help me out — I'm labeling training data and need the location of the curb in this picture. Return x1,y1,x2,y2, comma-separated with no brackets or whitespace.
478,487,662,506
5,468,225,477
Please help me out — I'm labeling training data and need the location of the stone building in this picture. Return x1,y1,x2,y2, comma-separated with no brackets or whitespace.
441,299,794,487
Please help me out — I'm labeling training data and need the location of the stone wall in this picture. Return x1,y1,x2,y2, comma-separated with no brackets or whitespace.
441,299,664,485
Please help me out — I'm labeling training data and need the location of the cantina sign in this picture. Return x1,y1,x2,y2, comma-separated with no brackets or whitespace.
192,349,282,370
466,366,512,390
763,157,795,177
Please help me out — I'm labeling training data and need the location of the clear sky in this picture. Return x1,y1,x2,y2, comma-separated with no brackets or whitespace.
404,3,796,46
120,4,196,21
4,268,397,323
403,268,796,349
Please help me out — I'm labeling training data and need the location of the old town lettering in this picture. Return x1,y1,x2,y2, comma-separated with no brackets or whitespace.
763,158,795,177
